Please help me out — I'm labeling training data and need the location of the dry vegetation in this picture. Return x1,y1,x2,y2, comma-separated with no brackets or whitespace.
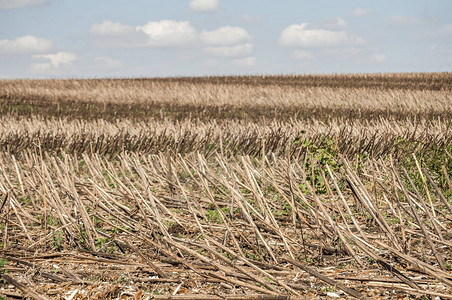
0,73,451,299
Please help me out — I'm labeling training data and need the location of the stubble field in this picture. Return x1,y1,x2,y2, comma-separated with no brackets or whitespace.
0,73,451,299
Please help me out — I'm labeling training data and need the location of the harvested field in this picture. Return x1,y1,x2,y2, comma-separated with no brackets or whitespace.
0,73,451,299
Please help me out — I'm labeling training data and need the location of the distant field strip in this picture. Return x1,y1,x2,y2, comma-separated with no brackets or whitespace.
1,74,451,121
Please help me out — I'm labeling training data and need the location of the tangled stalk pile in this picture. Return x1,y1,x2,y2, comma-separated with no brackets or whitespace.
0,73,451,299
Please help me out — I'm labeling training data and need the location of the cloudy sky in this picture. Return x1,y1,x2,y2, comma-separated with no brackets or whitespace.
1,0,451,78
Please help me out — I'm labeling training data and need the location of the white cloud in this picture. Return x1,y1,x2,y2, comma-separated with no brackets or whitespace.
32,51,76,68
292,50,314,60
279,22,385,67
90,20,135,36
232,57,256,68
240,15,262,23
278,23,365,48
0,0,51,9
0,35,52,53
316,17,347,30
137,20,198,47
352,8,370,17
200,26,254,58
383,15,421,28
94,57,122,68
200,26,252,46
89,20,148,48
89,21,255,56
189,0,219,12
204,43,253,57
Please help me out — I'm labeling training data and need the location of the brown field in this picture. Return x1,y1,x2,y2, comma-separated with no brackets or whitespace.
0,73,451,299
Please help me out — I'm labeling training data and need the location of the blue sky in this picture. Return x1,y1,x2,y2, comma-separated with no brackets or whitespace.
1,0,451,78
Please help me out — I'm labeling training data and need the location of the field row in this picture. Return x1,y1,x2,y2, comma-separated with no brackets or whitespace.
1,116,451,161
1,77,452,122
0,151,450,297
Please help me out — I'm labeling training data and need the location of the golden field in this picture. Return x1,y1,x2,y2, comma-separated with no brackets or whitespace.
0,73,450,299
